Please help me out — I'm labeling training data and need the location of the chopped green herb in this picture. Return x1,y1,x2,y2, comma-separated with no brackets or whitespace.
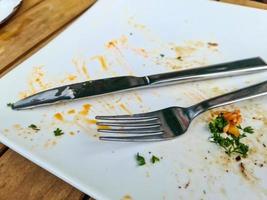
209,114,228,133
54,128,64,136
209,114,254,157
28,124,40,131
243,126,254,134
160,54,165,58
136,153,146,166
7,103,14,108
151,155,160,164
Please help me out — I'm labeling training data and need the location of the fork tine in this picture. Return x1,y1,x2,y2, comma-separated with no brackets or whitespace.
95,114,158,121
99,133,167,142
98,127,163,134
96,121,160,127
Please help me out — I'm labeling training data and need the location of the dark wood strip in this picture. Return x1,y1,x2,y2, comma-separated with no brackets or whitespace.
0,150,85,200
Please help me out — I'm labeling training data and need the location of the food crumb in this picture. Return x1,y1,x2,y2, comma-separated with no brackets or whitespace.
263,143,266,148
235,156,241,162
121,195,132,200
69,131,75,136
79,104,92,115
67,109,76,114
67,75,77,81
239,162,247,178
176,56,183,61
207,42,218,47
54,113,64,121
184,181,190,189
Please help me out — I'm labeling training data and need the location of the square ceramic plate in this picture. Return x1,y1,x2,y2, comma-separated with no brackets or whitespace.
1,0,267,199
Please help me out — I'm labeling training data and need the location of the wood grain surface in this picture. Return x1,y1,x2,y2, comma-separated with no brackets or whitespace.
0,150,85,200
0,0,266,200
0,0,96,75
0,143,8,156
219,0,267,9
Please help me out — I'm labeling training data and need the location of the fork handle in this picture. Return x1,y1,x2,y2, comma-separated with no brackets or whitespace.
190,80,267,118
147,57,266,85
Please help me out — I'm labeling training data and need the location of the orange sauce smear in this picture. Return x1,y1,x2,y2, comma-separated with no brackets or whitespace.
82,62,90,79
86,119,110,129
79,104,92,115
67,109,76,114
92,55,108,70
67,75,77,81
119,103,132,114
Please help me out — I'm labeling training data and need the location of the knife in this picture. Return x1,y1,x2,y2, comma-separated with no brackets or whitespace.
12,57,267,110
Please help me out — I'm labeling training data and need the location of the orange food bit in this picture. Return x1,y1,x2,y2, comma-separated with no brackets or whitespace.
220,110,242,137
86,119,97,124
68,75,77,81
227,125,240,137
106,40,118,48
54,113,64,121
79,104,92,115
67,109,76,114
97,125,110,129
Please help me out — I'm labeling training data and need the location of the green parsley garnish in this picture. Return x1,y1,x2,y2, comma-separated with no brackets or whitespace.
209,114,254,157
28,124,40,131
237,125,254,134
243,126,254,134
136,153,146,166
209,114,228,133
54,128,64,136
7,103,14,108
151,155,160,164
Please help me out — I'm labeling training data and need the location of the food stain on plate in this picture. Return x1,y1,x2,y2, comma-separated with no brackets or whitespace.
119,103,132,115
67,109,76,114
44,139,57,148
54,112,64,121
121,194,133,200
91,55,108,71
72,58,90,80
79,104,92,116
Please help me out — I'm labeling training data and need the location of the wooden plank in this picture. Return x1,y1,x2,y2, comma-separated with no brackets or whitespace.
219,0,267,9
0,143,8,156
0,150,86,200
16,0,45,16
0,0,96,74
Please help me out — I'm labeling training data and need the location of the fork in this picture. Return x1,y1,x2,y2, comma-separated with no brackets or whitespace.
96,80,267,141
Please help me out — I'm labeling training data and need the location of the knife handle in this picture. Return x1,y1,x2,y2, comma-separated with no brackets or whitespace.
146,57,267,85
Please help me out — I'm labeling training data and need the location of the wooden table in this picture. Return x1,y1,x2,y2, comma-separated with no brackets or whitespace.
0,0,266,199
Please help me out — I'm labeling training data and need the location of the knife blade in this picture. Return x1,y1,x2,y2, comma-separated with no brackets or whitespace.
12,57,267,110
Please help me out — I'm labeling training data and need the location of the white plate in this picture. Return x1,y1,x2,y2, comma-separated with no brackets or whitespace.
1,0,267,199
